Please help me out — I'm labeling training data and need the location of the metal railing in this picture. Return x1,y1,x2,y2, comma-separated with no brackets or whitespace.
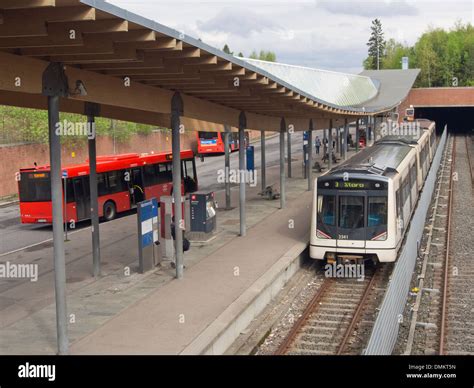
365,127,447,355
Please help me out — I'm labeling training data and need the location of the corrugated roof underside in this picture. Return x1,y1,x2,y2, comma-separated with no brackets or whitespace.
243,58,379,107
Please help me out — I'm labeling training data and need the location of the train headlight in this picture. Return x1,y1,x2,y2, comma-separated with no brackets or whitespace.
316,229,331,239
371,231,387,241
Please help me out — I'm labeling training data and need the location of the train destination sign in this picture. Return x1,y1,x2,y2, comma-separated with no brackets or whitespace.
317,179,387,190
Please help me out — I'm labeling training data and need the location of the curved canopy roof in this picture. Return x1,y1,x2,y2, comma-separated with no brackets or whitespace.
242,58,379,108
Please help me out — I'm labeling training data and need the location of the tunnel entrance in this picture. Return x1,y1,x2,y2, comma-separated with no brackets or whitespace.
415,106,474,134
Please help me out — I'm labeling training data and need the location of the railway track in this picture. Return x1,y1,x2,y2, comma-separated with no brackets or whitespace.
440,134,473,354
274,265,387,355
405,134,473,355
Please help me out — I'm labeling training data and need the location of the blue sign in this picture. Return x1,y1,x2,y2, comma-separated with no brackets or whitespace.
62,170,68,178
139,198,158,248
201,139,217,145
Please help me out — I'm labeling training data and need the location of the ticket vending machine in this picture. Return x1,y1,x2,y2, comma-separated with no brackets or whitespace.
189,192,217,234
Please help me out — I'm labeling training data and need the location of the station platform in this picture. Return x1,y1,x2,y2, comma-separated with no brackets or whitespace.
0,145,357,355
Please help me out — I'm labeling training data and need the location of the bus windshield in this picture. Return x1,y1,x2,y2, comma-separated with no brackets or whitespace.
19,172,51,202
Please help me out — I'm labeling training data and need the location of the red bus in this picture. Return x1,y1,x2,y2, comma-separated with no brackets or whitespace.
196,131,248,156
18,150,197,224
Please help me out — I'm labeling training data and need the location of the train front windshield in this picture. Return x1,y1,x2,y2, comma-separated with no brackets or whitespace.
316,179,388,241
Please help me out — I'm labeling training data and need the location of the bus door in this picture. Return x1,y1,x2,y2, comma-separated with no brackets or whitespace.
73,176,91,221
336,192,366,248
182,158,198,192
130,167,145,206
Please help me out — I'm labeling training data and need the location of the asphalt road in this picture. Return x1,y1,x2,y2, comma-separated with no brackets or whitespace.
0,133,307,256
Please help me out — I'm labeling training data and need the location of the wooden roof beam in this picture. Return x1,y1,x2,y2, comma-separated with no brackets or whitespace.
0,6,96,37
0,0,55,9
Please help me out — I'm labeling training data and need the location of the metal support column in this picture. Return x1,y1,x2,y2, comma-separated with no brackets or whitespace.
42,62,69,355
307,119,313,191
344,118,348,160
238,112,247,236
373,116,378,142
323,127,327,157
261,130,266,192
355,119,360,152
85,102,101,277
287,128,292,178
336,127,340,154
224,124,231,210
328,120,333,170
171,92,184,279
280,118,286,209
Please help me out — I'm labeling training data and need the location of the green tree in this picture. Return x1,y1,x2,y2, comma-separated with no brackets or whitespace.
382,39,412,69
222,44,233,55
366,18,386,70
249,50,276,62
367,22,474,87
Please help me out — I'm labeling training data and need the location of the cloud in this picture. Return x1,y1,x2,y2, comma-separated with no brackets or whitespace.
196,7,285,37
317,0,419,18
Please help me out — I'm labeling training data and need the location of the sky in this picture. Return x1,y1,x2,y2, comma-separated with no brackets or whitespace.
107,0,474,74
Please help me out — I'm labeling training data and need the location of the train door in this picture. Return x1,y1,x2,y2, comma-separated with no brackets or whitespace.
73,176,91,221
336,193,366,248
130,167,145,206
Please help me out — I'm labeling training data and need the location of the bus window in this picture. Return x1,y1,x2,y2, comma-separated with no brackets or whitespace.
159,163,172,183
339,196,364,229
66,179,75,203
183,159,197,192
97,173,108,196
198,131,217,140
19,172,51,202
317,195,336,226
108,170,127,193
143,164,158,186
368,197,387,227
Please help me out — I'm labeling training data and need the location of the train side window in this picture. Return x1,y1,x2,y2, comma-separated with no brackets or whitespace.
410,165,416,189
317,195,336,226
402,177,410,206
395,189,401,218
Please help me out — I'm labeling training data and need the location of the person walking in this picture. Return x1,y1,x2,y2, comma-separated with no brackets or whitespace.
315,136,321,155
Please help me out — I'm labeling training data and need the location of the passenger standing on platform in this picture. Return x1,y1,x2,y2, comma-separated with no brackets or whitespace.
170,216,190,269
315,136,321,155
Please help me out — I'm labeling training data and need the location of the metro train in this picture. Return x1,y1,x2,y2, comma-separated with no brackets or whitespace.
310,119,437,264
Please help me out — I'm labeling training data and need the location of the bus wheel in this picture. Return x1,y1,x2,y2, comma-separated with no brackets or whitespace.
103,201,116,221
